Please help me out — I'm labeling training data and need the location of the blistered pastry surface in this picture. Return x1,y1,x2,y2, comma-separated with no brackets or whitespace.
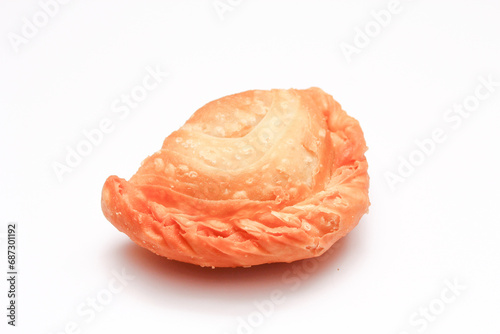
102,88,369,267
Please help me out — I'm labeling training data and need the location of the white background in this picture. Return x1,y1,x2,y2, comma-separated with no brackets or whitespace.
1,1,499,333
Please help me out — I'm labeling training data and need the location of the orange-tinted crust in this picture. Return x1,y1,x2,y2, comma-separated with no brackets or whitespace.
102,88,369,267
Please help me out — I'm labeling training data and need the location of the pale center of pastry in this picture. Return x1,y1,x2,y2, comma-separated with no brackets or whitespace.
147,90,324,202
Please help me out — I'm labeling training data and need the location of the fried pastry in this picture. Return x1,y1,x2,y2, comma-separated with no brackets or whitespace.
102,88,369,267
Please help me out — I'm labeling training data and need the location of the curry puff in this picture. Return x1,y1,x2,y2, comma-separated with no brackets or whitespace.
102,88,369,267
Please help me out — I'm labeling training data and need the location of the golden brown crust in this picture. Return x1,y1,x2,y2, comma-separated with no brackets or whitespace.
101,87,370,267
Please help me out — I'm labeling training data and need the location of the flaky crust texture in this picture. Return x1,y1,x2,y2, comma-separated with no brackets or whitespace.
102,88,369,267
